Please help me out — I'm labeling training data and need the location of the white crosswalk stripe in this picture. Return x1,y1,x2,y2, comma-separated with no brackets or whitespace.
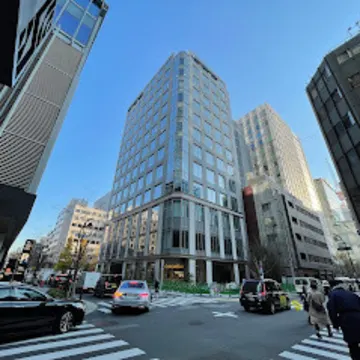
0,322,155,360
277,328,351,360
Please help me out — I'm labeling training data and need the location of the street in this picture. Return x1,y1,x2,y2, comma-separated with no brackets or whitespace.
0,294,352,360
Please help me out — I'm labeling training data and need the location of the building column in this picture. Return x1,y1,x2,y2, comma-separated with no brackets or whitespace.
206,260,213,285
233,263,240,285
204,207,211,257
188,258,196,283
155,203,164,255
240,217,249,261
155,259,161,281
189,201,196,256
121,262,127,279
229,214,238,261
217,210,225,258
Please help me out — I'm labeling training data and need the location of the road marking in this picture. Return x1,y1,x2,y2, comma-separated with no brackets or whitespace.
98,307,112,314
212,311,238,318
292,344,351,360
310,334,346,345
98,301,112,308
0,328,104,348
77,323,96,329
0,334,114,357
19,340,128,360
320,330,343,339
85,347,145,359
302,339,348,353
279,351,318,359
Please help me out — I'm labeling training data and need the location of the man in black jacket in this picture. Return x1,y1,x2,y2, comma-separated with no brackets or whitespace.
327,284,360,359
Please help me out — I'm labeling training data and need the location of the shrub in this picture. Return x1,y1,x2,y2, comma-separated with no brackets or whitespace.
48,288,67,299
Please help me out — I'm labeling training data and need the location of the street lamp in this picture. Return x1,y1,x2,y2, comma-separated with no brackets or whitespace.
71,219,93,298
334,235,356,277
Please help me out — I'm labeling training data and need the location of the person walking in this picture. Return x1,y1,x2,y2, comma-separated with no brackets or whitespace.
154,279,160,300
307,282,333,339
327,284,360,360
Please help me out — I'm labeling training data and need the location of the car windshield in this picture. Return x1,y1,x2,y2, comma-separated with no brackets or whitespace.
120,281,145,289
242,281,259,292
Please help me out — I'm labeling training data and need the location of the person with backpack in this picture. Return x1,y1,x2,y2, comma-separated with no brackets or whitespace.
307,281,333,339
327,283,360,360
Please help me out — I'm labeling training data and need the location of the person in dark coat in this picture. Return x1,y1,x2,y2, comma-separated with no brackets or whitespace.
327,284,360,360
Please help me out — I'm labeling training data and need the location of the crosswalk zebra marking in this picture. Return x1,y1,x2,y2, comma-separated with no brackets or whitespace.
98,301,112,308
0,328,104,348
77,323,96,329
98,307,112,314
84,347,145,360
291,344,350,360
19,340,129,360
302,338,349,353
310,334,346,345
279,351,319,360
0,333,114,358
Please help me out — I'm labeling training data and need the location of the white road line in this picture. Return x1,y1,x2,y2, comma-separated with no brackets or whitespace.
320,331,343,339
151,302,167,308
98,307,112,314
152,298,170,305
166,298,183,306
0,334,113,357
310,334,347,345
85,347,145,360
302,339,349,353
19,340,128,360
279,351,318,360
0,328,104,348
77,324,96,329
292,344,351,360
98,301,112,308
177,298,192,306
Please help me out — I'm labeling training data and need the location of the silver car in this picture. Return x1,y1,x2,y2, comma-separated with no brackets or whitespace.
111,280,151,313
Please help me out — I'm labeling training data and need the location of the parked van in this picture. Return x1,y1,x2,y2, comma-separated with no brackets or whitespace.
77,272,101,293
294,277,322,294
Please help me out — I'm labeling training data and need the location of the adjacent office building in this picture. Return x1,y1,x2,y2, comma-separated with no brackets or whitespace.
0,0,108,267
307,34,360,226
244,175,333,278
236,104,322,212
99,52,249,284
42,198,108,268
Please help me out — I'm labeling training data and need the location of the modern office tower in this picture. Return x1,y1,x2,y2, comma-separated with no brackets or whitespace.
42,198,108,268
94,192,111,212
307,34,360,226
314,178,360,265
236,104,321,212
100,52,249,284
244,175,334,278
0,0,108,267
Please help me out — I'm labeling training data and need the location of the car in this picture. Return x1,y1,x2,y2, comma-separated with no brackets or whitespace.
0,283,85,341
111,280,151,314
94,274,121,298
239,279,291,314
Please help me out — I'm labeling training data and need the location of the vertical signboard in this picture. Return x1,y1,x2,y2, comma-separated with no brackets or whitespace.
0,0,55,87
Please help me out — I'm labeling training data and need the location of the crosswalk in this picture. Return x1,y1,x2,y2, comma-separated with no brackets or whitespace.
277,328,351,360
97,296,219,314
0,322,154,360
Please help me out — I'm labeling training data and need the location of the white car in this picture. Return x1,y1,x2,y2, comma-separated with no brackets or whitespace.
111,280,151,314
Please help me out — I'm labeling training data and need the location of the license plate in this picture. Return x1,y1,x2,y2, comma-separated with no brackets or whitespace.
126,293,137,297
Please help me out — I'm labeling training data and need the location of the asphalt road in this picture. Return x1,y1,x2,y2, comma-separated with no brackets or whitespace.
0,294,351,360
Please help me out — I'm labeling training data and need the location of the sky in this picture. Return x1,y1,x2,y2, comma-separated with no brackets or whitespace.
12,0,360,250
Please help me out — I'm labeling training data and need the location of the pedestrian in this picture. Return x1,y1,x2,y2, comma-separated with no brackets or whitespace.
327,283,360,360
307,282,333,339
154,279,160,299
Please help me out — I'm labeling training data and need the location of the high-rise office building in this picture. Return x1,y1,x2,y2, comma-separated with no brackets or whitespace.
236,104,321,212
307,34,360,226
0,0,108,267
100,52,249,284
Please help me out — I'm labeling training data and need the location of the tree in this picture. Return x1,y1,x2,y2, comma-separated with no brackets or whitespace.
54,238,74,272
248,240,283,281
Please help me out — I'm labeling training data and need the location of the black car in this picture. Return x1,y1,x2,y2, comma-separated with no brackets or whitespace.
0,283,85,341
93,274,121,298
239,279,291,314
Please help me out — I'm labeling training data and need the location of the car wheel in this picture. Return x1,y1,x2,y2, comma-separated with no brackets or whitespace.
144,306,150,313
269,302,276,315
54,311,74,334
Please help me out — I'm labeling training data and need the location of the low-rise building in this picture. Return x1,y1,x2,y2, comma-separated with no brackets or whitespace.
243,175,334,278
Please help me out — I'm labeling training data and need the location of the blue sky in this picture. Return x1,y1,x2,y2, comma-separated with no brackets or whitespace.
13,0,360,250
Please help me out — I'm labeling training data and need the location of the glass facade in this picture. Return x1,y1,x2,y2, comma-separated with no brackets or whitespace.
104,52,248,284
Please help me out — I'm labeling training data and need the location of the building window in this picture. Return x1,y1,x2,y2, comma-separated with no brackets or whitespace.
231,197,238,212
193,182,203,198
337,50,351,64
348,72,360,88
160,116,167,129
146,171,153,186
262,203,270,212
193,128,201,142
220,193,228,207
331,88,342,103
193,114,201,127
135,194,142,207
207,188,216,203
288,201,294,208
193,144,202,159
204,121,212,135
173,230,180,248
154,184,162,199
206,151,214,165
193,162,202,178
205,136,213,149
217,158,225,172
229,179,236,193
292,217,298,224
343,111,356,128
148,154,155,167
225,149,232,161
300,252,307,260
206,169,215,184
295,233,302,240
310,87,318,100
159,131,166,144
144,189,151,203
218,174,226,189
196,233,205,251
156,165,163,180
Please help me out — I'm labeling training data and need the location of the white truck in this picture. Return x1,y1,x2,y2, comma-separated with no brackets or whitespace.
77,272,101,293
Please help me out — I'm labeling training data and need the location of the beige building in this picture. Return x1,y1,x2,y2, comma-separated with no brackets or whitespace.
42,198,108,268
236,103,321,211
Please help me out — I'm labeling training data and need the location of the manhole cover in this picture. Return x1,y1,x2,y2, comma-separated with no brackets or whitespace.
188,320,204,326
